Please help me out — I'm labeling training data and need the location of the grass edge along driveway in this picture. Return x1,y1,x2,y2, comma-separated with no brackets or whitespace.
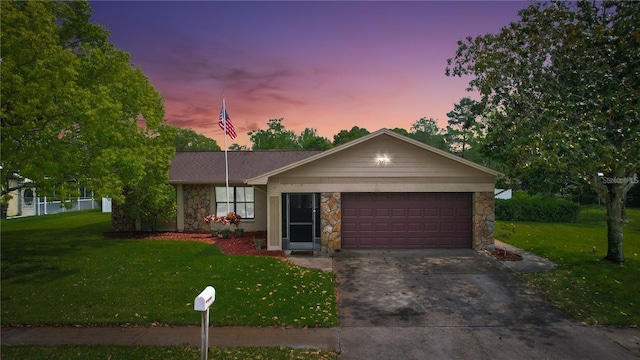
1,210,338,328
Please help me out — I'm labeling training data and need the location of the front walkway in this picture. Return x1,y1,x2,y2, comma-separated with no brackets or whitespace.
1,326,339,351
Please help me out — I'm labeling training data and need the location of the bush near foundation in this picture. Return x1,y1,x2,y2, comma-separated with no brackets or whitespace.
496,193,580,222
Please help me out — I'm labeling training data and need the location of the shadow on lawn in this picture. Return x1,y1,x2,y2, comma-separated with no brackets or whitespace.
2,262,81,285
1,223,125,284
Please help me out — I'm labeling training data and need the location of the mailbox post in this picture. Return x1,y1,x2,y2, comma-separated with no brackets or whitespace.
194,286,216,360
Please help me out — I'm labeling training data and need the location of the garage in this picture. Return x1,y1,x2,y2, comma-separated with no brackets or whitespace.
341,192,472,249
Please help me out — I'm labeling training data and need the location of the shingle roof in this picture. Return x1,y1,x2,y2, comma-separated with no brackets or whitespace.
169,150,323,184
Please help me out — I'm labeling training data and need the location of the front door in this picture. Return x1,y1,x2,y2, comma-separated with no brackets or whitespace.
284,193,318,250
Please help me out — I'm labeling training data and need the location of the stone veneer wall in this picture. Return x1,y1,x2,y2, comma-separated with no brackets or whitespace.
320,192,341,255
183,184,211,231
472,191,495,250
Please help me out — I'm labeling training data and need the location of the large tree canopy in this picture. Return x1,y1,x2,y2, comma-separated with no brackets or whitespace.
298,128,332,150
408,117,449,151
1,0,175,214
447,0,639,263
249,118,299,150
173,127,220,151
446,97,485,162
332,126,370,146
249,119,331,150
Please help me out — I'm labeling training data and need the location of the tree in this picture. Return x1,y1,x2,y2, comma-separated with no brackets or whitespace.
446,1,640,263
390,127,411,137
228,144,249,151
248,121,331,150
408,118,449,150
120,124,177,230
173,127,220,151
1,0,175,219
299,128,332,150
333,126,370,146
249,118,299,150
446,97,485,160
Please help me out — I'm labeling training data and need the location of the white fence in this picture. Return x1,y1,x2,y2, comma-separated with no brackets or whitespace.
36,197,101,216
4,184,111,218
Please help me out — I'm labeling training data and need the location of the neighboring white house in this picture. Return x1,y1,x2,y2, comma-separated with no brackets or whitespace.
4,177,107,218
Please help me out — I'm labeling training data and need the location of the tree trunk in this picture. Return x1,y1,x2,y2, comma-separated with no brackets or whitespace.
592,171,637,264
604,186,624,263
621,198,628,223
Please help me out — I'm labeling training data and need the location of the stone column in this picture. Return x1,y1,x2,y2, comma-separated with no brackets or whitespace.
183,185,211,231
320,192,341,256
472,191,495,250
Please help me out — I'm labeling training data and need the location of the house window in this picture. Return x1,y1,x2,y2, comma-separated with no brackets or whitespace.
79,187,92,200
23,189,34,205
215,186,255,219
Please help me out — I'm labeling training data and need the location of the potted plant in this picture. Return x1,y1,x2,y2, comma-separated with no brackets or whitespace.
203,214,220,237
226,211,243,237
220,228,232,239
204,212,242,238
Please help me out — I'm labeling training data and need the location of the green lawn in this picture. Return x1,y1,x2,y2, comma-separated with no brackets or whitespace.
1,211,337,327
496,206,640,326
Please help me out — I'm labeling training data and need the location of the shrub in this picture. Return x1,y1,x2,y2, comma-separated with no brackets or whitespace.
496,193,580,222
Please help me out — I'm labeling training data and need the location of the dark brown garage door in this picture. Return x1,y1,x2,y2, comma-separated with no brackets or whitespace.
342,193,472,249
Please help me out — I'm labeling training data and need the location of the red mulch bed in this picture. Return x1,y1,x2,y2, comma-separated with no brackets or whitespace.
486,247,523,261
103,231,286,258
104,231,522,261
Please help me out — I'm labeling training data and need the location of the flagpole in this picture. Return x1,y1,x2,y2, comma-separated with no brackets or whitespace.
223,97,230,214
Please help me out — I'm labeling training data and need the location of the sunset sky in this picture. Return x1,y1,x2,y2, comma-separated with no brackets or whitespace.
90,1,529,147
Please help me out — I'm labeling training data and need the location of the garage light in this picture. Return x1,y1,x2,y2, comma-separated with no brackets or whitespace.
377,156,388,165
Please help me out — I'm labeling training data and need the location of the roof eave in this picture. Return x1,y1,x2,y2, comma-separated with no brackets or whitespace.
169,180,246,185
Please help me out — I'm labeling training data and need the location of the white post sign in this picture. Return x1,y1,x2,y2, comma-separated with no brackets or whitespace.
194,286,216,360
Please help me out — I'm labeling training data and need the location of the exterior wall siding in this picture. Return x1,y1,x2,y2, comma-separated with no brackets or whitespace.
267,195,280,250
275,178,494,193
276,136,492,179
266,136,494,194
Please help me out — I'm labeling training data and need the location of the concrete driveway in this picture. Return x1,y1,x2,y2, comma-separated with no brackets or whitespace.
333,249,637,359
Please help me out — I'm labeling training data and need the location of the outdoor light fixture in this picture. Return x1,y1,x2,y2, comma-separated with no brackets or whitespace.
377,156,388,165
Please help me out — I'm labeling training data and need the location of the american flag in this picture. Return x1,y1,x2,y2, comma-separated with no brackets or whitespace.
218,106,237,139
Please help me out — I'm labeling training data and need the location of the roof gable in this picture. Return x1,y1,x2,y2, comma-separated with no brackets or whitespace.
246,128,500,184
